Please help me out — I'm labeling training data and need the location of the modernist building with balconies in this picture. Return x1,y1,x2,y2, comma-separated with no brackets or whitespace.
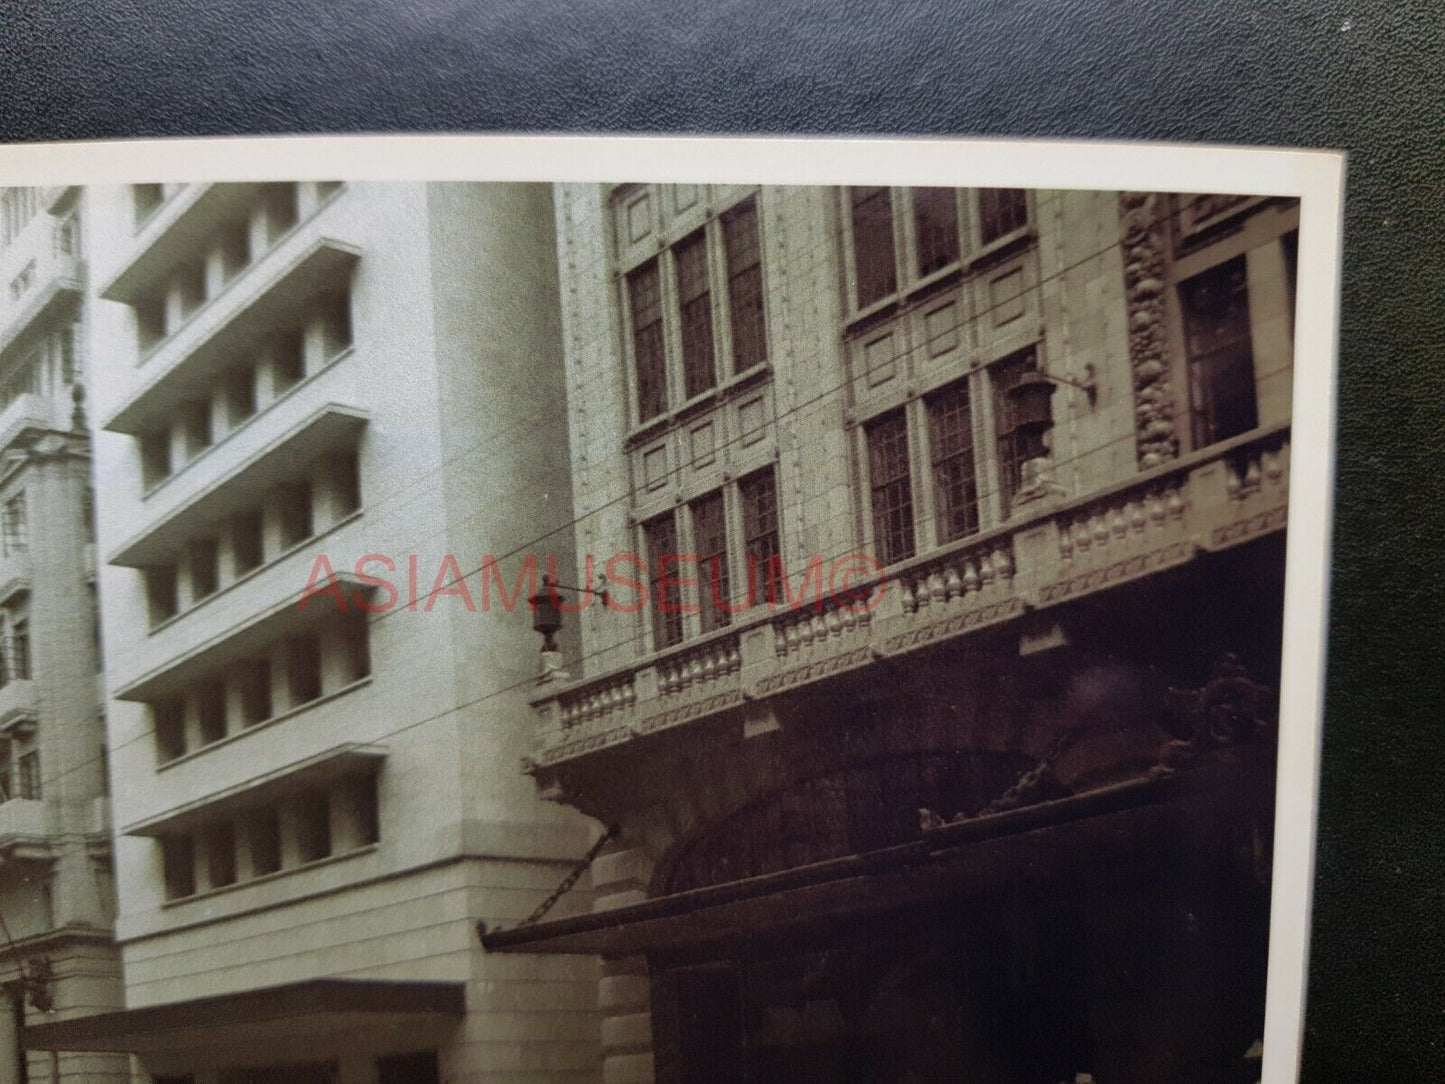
484,184,1300,1083
23,182,602,1083
0,186,125,1083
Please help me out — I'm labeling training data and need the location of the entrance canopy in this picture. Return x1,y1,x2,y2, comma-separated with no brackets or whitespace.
481,757,1271,958
23,978,465,1055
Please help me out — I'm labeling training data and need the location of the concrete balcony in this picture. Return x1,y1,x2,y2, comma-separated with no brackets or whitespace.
0,676,38,733
528,424,1292,772
103,230,361,437
0,240,83,361
0,797,49,861
100,183,264,307
0,390,63,456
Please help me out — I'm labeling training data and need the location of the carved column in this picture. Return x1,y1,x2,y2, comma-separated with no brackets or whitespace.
1119,192,1179,468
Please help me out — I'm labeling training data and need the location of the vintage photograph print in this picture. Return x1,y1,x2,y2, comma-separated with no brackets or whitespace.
0,137,1340,1084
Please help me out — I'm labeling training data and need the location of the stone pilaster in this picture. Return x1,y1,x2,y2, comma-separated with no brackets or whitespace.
1119,192,1178,468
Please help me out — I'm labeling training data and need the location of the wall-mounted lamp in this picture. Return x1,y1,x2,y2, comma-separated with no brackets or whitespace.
1011,364,1098,411
528,574,609,653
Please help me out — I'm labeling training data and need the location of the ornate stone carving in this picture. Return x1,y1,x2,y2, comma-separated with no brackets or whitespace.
1154,653,1277,774
1119,192,1178,468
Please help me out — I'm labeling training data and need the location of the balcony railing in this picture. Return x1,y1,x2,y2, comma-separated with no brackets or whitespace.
530,425,1292,772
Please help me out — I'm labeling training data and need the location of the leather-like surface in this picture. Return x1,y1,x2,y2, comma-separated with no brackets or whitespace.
3,0,1442,1075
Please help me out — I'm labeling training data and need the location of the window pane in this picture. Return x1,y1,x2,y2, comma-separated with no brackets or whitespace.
723,200,767,374
249,807,283,875
644,513,683,649
913,188,961,276
928,382,980,542
850,187,897,308
675,231,716,399
978,189,1029,245
739,468,782,605
163,834,196,899
691,492,730,633
1180,256,1257,447
629,260,668,421
196,679,227,745
205,821,237,887
286,634,322,706
866,410,915,565
295,789,332,863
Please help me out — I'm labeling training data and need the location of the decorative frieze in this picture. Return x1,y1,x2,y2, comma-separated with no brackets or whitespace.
1119,192,1177,468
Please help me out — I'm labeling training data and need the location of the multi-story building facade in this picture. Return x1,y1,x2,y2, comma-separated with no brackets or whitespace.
486,184,1299,1083
0,186,126,1084
23,182,602,1082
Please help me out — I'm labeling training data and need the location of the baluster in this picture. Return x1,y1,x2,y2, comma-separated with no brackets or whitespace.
726,642,741,674
1111,507,1128,540
1074,520,1091,553
1058,526,1073,562
689,655,704,687
825,607,843,639
928,570,947,606
943,565,964,599
785,620,802,653
811,613,828,644
1129,500,1147,534
773,624,788,658
979,553,995,589
963,559,980,594
701,650,717,683
994,546,1013,583
1166,487,1184,520
900,579,917,614
1149,491,1166,526
1224,462,1241,498
1092,513,1109,547
1244,457,1261,491
839,603,858,633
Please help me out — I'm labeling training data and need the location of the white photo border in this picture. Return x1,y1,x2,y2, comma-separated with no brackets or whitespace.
0,133,1345,1083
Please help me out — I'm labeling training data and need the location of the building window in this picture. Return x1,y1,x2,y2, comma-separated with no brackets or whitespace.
991,346,1046,518
133,184,165,230
1180,256,1258,448
248,808,283,875
643,513,684,650
340,773,381,847
691,491,730,633
913,188,961,276
155,699,186,763
1,493,26,555
343,614,371,682
196,679,227,746
294,789,332,863
334,449,362,517
927,380,980,543
628,260,668,422
674,230,716,400
272,328,306,394
236,658,273,726
7,618,28,682
866,410,915,565
232,508,265,575
140,428,172,489
218,218,250,283
286,634,323,707
146,564,180,626
1,188,43,246
977,188,1029,245
739,467,781,605
722,199,766,374
262,183,300,245
136,295,166,353
15,750,39,800
204,821,238,888
320,292,353,359
224,363,258,427
162,834,196,899
277,480,313,549
182,398,213,459
189,537,220,601
176,258,207,321
850,186,897,309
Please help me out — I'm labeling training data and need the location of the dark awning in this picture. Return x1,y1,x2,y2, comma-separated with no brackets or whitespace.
480,755,1271,958
23,979,465,1054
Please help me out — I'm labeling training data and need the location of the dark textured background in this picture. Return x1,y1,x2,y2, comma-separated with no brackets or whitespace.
3,0,1442,1075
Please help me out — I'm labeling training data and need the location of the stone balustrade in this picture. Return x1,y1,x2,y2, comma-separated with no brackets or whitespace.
530,424,1291,771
